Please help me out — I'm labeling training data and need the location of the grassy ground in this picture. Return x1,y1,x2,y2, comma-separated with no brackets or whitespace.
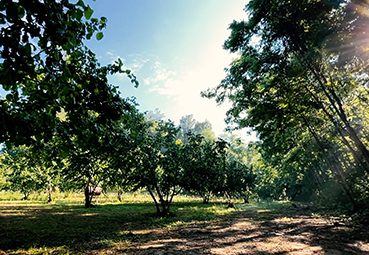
0,191,368,254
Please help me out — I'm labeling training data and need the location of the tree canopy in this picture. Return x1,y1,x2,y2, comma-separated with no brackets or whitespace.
2,0,369,214
0,0,137,147
203,0,369,209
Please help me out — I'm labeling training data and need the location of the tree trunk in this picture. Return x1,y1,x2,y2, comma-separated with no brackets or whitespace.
160,202,170,217
47,183,52,203
147,188,161,215
303,116,359,209
303,83,369,176
117,189,122,202
202,195,210,204
302,56,369,175
84,185,93,208
22,192,29,200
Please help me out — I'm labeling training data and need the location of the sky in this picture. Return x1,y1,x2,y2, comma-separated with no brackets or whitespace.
1,0,257,142
82,0,258,142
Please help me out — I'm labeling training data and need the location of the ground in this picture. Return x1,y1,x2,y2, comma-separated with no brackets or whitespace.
0,194,368,255
123,205,369,255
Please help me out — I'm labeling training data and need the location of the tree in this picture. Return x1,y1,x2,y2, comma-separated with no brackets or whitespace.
178,115,215,144
0,148,11,190
222,159,255,204
0,0,138,147
57,104,137,208
182,134,227,204
136,120,184,216
202,0,369,209
219,134,256,203
178,115,197,144
112,118,184,216
0,145,49,200
144,108,165,122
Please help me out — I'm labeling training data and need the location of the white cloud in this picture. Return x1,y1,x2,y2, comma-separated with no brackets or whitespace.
147,52,234,138
126,54,150,74
143,78,151,85
102,1,257,143
141,61,178,86
142,29,257,142
107,52,151,81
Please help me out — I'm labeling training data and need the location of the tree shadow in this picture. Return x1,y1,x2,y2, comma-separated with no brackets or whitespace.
1,202,368,254
0,201,236,252
123,204,369,254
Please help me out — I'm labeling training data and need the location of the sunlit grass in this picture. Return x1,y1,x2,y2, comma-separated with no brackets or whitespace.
1,192,366,254
0,191,250,254
0,191,299,254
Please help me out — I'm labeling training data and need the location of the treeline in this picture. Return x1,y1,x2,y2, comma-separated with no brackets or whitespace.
0,0,258,216
2,0,369,216
0,113,256,215
203,0,369,211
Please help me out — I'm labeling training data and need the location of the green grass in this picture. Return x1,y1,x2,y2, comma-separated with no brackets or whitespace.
0,191,254,254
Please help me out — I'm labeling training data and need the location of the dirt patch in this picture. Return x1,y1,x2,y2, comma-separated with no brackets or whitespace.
123,205,369,255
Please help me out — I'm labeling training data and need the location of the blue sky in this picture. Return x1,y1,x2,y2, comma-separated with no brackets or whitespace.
1,0,257,142
84,0,257,141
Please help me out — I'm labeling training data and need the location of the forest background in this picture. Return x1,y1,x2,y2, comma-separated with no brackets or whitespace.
1,0,369,217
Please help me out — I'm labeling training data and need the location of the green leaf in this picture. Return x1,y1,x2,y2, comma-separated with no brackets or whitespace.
76,0,86,8
6,94,12,102
24,44,31,56
84,6,93,20
100,17,107,25
17,6,25,18
134,80,139,88
96,32,104,41
72,9,83,20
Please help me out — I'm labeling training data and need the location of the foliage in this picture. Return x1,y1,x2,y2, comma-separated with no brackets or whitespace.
0,145,54,200
0,0,143,207
0,0,138,147
181,134,228,204
110,117,184,216
202,0,369,209
177,115,215,144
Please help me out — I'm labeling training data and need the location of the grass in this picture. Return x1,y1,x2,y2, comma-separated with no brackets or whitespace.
2,192,368,254
0,191,251,254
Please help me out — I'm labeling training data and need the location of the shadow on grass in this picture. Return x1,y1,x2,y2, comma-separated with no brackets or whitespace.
124,203,369,255
0,201,229,253
1,202,368,254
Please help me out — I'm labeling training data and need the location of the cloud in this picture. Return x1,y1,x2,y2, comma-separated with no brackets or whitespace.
140,61,178,86
102,22,257,142
147,52,232,136
106,52,151,81
143,48,257,143
144,78,151,85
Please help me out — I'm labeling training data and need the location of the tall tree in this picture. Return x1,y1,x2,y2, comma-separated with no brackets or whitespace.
203,0,369,208
178,115,197,144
